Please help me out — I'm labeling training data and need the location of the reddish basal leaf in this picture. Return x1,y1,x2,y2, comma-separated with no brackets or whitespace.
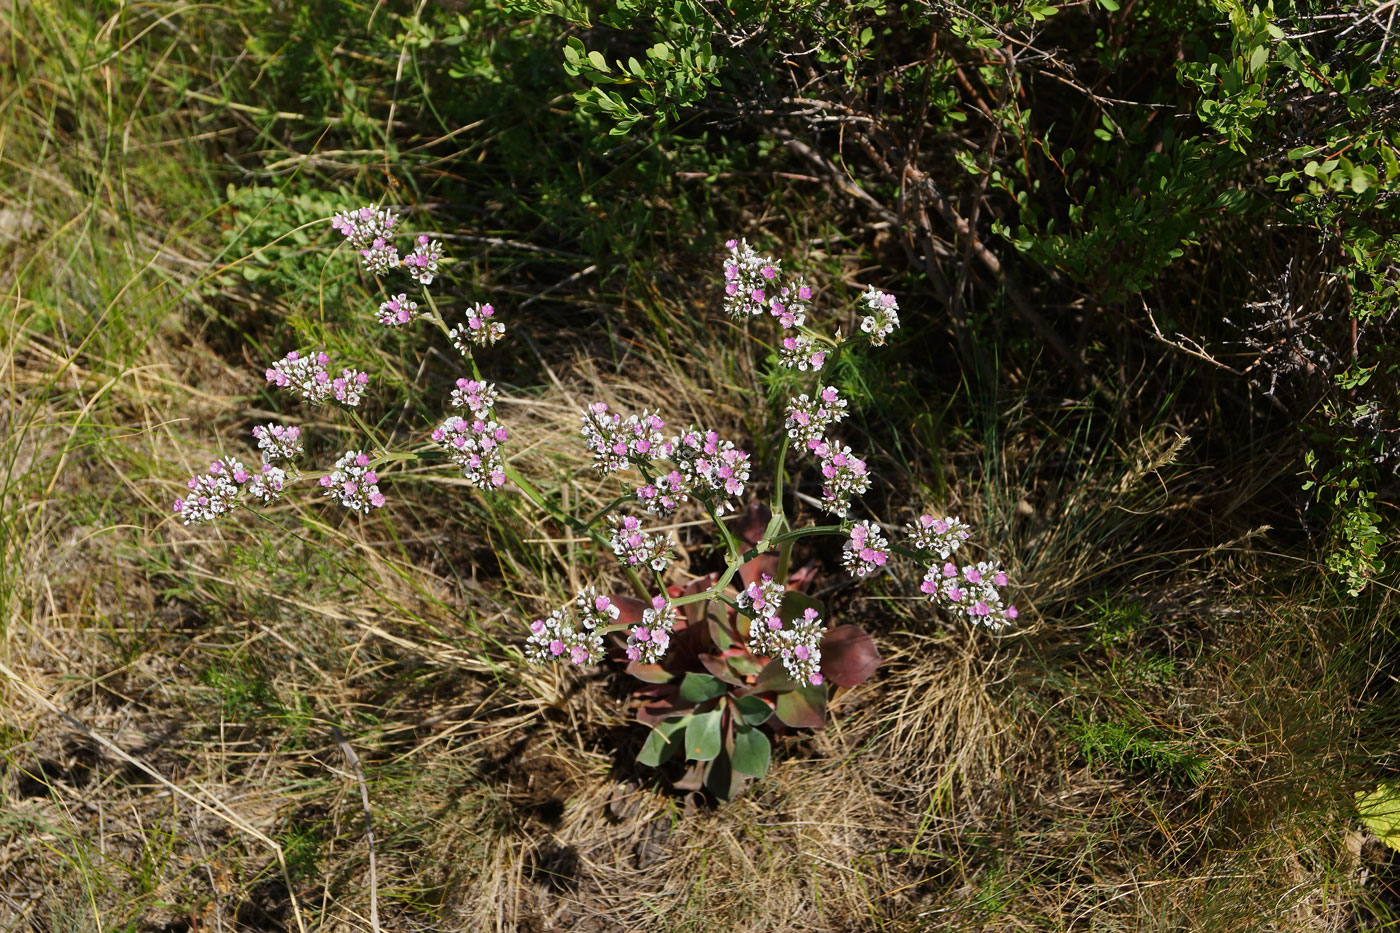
785,559,822,593
731,500,771,548
611,595,648,625
820,625,882,687
739,553,779,590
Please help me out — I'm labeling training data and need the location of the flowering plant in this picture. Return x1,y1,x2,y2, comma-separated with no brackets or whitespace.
175,216,1021,800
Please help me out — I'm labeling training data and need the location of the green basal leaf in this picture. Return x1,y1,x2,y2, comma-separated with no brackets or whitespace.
734,693,773,726
730,724,771,778
685,709,723,761
679,671,727,703
637,715,689,768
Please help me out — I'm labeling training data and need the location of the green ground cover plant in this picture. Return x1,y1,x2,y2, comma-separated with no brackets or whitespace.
2,0,1398,930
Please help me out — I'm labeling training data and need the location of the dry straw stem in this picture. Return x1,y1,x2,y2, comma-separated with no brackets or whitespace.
0,660,311,933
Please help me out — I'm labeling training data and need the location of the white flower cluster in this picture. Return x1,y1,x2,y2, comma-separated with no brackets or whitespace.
722,238,781,318
920,560,1018,630
376,293,419,327
608,514,674,572
625,594,676,664
251,423,303,463
580,404,665,473
450,378,499,416
524,585,620,666
265,350,369,407
811,439,872,518
750,605,826,686
841,520,889,577
906,514,971,560
785,386,848,447
859,287,900,346
449,302,505,352
431,415,508,488
736,574,785,627
403,234,443,286
318,449,386,513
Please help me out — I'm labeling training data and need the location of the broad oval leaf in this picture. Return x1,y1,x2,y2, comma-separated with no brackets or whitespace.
636,716,690,768
685,709,723,761
734,694,773,726
703,750,749,802
753,657,799,694
679,672,727,704
626,659,675,684
820,625,882,687
730,725,771,778
775,684,827,729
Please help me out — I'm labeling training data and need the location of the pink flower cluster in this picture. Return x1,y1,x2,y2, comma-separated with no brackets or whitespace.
778,333,827,371
449,302,505,352
450,378,499,417
580,404,665,473
173,459,243,524
722,238,781,318
329,205,450,286
376,293,420,327
767,279,811,329
331,205,400,275
809,440,871,518
579,402,752,513
524,586,619,666
174,458,290,524
906,514,971,560
662,427,751,515
265,350,369,407
319,450,386,513
785,386,848,447
737,574,785,638
921,560,1018,629
635,469,689,517
526,609,605,666
403,235,443,286
251,423,303,463
608,514,674,572
625,595,676,663
858,287,900,346
841,521,889,577
431,415,508,488
751,605,825,686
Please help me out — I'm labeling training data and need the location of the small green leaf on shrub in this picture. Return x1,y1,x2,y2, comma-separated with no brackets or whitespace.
730,725,771,778
679,672,727,703
1357,783,1400,851
735,694,772,726
685,709,723,761
637,716,689,768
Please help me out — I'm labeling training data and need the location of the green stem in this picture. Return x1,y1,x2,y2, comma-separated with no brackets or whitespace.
422,290,484,381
